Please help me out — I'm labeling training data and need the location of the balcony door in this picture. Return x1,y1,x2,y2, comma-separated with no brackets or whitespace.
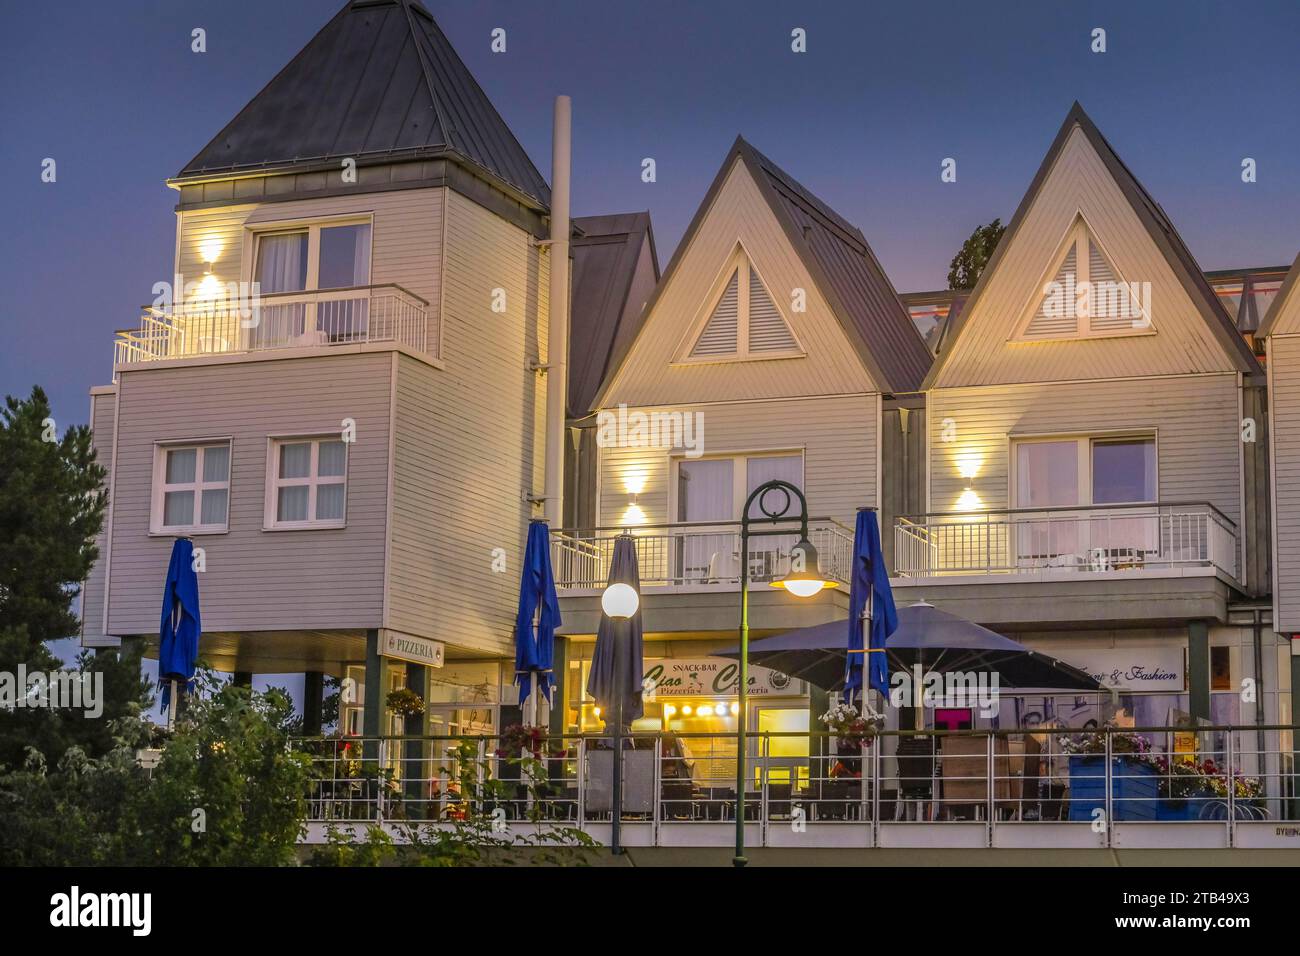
249,220,372,349
673,453,801,584
1013,436,1156,569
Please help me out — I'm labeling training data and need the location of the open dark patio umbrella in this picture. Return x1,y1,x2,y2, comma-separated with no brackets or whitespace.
158,537,201,723
722,602,1100,693
513,519,562,722
586,534,645,726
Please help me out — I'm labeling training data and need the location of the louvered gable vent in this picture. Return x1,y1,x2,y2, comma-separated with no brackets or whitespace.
690,269,740,356
687,250,800,360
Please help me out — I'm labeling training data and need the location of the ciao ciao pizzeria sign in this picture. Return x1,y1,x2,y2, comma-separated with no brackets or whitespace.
642,658,801,699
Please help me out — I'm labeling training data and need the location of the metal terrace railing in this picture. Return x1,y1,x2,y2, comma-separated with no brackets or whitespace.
549,519,855,591
293,725,1300,849
894,502,1238,580
113,283,434,371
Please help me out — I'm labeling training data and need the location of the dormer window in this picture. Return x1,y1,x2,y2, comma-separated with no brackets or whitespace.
1015,217,1152,341
680,246,802,361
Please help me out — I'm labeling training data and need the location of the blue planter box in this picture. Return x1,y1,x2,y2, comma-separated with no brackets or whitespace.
1067,755,1157,821
1156,789,1216,821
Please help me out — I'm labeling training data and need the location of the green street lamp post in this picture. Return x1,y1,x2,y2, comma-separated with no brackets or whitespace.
733,479,834,868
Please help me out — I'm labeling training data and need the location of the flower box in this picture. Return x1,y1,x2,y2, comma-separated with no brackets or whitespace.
1067,755,1157,821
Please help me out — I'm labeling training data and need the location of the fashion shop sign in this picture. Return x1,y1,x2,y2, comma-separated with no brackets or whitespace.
1065,648,1184,691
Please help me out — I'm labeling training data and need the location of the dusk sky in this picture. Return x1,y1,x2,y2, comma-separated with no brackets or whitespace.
3,0,1299,431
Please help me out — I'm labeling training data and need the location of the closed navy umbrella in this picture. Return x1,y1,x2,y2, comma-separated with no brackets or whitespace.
513,520,562,720
843,509,897,706
158,538,201,720
586,534,644,726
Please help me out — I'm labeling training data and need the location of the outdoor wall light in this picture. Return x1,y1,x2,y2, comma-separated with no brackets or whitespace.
623,470,647,496
199,237,222,270
770,537,833,597
196,272,223,300
681,704,693,716
957,487,982,511
956,452,982,481
601,581,639,619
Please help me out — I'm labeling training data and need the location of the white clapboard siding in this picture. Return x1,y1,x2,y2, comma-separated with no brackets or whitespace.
1269,335,1300,630
384,191,548,656
177,189,445,351
80,389,118,645
928,374,1241,527
105,353,393,635
597,395,878,530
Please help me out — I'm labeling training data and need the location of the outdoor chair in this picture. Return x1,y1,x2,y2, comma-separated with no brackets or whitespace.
895,735,935,820
938,736,1010,820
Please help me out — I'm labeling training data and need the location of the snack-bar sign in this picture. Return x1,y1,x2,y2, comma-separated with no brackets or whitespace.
642,657,798,698
379,631,445,668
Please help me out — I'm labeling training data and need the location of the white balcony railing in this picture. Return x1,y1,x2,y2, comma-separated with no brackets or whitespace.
113,283,434,370
894,502,1238,580
550,519,854,590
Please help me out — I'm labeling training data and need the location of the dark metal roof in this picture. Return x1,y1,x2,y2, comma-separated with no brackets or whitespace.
740,139,934,393
924,103,1262,388
570,212,659,416
177,0,549,209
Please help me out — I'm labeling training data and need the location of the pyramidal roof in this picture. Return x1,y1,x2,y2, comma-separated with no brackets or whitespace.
177,0,550,209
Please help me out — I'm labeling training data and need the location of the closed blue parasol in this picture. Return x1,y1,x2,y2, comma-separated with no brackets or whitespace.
843,508,898,706
586,534,644,726
158,538,201,713
514,519,562,710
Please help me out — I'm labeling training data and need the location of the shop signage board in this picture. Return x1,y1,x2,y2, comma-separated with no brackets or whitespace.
641,657,801,699
1062,648,1183,691
379,630,445,668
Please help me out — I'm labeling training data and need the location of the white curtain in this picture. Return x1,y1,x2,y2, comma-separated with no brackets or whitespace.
253,232,307,346
746,456,802,577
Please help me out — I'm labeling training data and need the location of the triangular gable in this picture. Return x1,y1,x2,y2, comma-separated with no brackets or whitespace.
925,103,1260,389
1015,214,1153,341
682,245,801,361
593,138,931,407
1258,252,1300,338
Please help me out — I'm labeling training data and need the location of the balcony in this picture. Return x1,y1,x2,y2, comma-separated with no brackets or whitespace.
113,283,435,372
894,502,1238,581
550,519,855,592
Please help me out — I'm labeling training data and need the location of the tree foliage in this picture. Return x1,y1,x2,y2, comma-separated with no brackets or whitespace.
947,219,1006,291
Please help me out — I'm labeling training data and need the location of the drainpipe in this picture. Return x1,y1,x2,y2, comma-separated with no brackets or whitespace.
543,95,572,529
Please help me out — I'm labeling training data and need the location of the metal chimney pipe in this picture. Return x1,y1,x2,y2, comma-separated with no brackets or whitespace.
543,95,571,528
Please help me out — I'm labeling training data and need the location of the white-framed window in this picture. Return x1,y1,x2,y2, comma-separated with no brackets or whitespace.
669,451,804,583
151,442,231,533
247,216,373,348
1011,434,1157,565
265,436,348,529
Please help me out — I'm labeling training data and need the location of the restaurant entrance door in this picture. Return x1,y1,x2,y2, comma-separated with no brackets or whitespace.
753,704,810,790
